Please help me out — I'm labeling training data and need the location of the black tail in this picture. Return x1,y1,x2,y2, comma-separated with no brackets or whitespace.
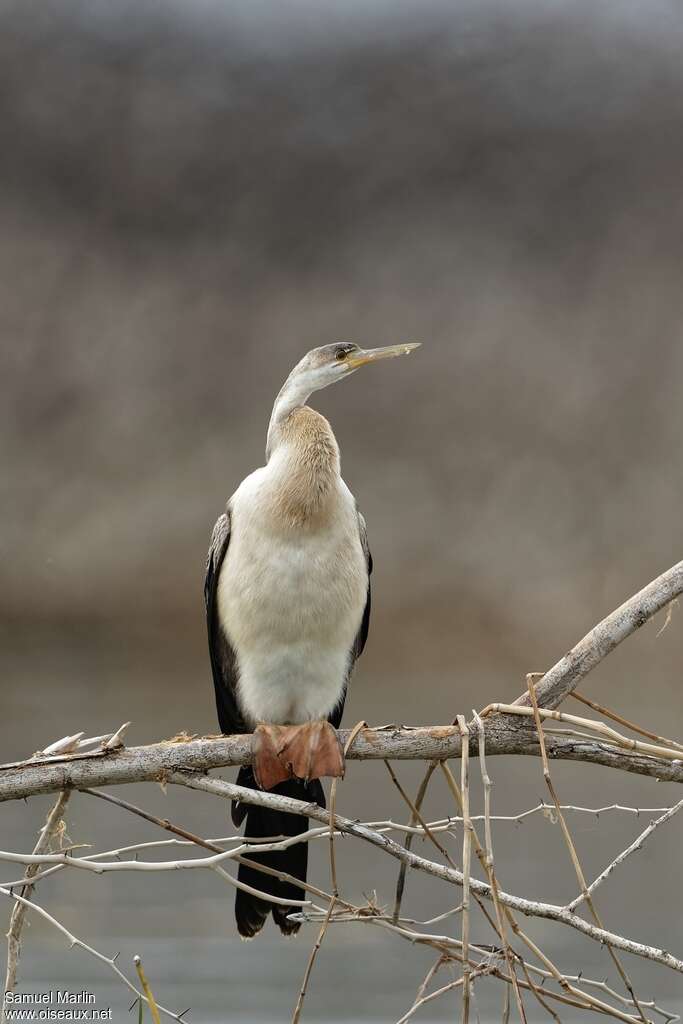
232,767,325,939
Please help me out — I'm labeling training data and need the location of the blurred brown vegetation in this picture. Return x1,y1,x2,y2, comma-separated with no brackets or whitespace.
2,2,683,1016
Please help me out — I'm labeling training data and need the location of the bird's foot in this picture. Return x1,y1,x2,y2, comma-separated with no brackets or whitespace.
252,721,345,791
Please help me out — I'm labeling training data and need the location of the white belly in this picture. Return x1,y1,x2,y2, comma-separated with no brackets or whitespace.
216,471,368,726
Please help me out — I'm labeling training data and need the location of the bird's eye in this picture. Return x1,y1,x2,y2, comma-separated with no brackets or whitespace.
335,349,348,361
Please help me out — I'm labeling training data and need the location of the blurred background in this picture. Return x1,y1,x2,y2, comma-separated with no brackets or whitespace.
2,0,683,1020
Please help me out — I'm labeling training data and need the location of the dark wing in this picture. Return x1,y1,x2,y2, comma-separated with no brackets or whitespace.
328,510,373,729
353,511,373,660
204,510,247,735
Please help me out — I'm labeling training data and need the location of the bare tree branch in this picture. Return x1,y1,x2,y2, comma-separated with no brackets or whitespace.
172,771,683,974
3,726,683,805
508,559,683,712
3,558,683,1023
567,797,683,913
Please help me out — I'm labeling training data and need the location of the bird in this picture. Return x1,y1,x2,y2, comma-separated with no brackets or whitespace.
205,341,420,938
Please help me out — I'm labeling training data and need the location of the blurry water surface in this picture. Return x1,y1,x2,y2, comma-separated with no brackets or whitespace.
16,936,683,1023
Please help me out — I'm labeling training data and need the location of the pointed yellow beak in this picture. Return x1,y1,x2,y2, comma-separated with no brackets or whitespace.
345,342,421,369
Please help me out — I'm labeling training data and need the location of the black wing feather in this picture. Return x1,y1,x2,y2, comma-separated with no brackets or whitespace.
204,511,247,736
354,510,372,660
328,510,372,728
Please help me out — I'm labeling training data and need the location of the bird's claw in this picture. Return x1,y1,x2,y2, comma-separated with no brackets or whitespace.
252,721,345,791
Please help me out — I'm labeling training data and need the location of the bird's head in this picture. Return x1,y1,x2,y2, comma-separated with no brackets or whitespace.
288,341,421,395
267,341,421,458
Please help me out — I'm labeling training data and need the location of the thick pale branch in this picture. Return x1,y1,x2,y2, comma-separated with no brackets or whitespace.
2,559,680,804
509,559,683,712
2,727,683,804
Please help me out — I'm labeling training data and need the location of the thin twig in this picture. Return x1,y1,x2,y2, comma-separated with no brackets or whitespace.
439,766,528,1023
507,920,646,1024
134,955,161,1024
291,722,366,1024
172,771,683,973
0,887,183,1022
2,790,71,1022
330,720,366,896
526,675,648,1024
502,982,511,1024
82,787,338,904
481,704,683,763
3,795,364,918
457,716,472,1024
414,957,445,1006
356,757,651,1024
567,797,683,912
396,976,466,1024
7,800,674,893
470,712,527,1023
516,956,561,1024
391,760,439,923
296,907,666,1024
384,762,456,868
291,897,337,1024
398,756,646,1024
0,845,312,906
82,787,228,853
80,786,342,909
570,691,683,753
386,761,502,947
656,597,678,636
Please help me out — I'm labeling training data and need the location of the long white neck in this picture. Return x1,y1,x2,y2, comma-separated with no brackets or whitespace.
266,374,313,460
263,404,341,528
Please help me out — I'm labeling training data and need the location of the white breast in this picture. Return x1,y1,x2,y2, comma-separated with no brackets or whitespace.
216,465,368,726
